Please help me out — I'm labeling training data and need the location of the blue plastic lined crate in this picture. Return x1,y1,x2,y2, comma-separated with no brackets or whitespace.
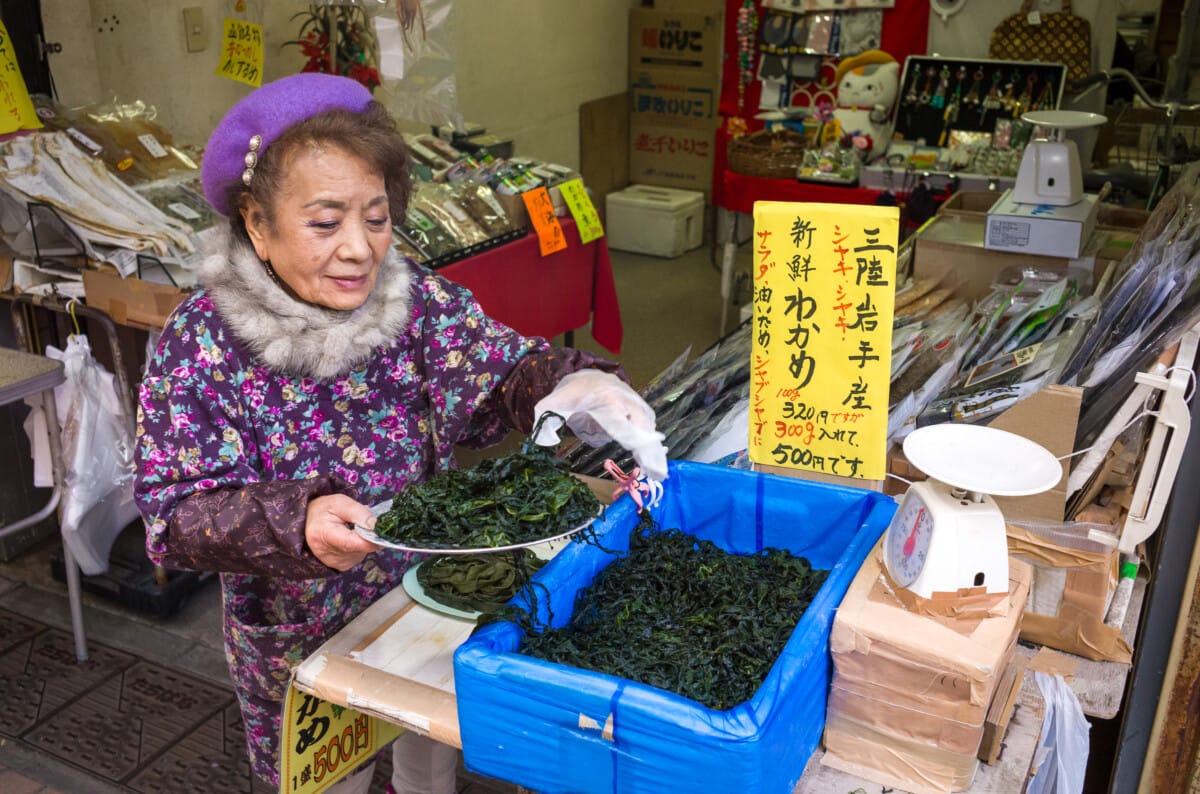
454,461,897,794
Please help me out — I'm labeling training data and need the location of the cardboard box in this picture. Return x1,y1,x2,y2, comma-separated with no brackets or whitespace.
984,189,1100,259
941,190,1151,234
0,241,13,292
913,213,1134,303
629,8,723,75
82,266,189,331
1006,523,1133,663
824,547,1032,793
629,122,714,199
629,68,717,128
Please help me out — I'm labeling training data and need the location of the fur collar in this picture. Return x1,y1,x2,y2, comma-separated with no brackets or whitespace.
199,232,411,380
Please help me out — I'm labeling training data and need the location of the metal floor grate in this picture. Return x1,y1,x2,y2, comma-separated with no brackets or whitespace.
0,607,268,793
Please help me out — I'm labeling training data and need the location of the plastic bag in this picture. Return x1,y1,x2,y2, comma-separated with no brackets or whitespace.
48,336,140,575
533,370,669,483
1029,672,1090,794
377,0,462,127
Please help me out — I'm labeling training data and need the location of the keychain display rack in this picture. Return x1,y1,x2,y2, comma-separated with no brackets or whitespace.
891,55,1068,146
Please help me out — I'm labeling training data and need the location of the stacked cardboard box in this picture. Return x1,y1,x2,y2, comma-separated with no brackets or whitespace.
823,545,1032,793
628,5,722,199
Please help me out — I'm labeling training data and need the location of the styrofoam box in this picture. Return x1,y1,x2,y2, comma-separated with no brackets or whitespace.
455,461,897,794
605,184,705,258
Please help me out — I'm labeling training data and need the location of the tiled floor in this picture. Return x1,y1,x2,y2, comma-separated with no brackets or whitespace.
0,240,736,793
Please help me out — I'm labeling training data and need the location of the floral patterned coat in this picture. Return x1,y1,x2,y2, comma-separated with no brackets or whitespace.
134,235,619,784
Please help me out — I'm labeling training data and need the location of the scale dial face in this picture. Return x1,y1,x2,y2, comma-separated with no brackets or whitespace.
884,490,935,588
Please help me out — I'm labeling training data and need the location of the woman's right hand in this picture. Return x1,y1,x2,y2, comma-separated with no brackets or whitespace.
305,494,381,571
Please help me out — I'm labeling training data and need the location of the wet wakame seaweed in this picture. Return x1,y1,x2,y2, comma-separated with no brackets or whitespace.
375,438,602,550
504,513,829,711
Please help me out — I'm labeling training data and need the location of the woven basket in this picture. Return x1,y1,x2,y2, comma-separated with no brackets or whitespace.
727,129,808,179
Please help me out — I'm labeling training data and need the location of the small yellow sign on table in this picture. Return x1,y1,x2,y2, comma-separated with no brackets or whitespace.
280,680,403,793
0,21,42,135
216,18,264,87
558,178,605,244
748,202,898,481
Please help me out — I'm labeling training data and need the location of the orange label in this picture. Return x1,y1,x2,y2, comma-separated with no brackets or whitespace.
522,187,568,256
117,157,134,171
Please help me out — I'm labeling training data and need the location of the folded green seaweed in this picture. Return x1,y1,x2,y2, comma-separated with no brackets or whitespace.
416,551,547,614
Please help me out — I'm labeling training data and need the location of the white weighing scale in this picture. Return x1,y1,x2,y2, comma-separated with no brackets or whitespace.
883,424,1062,613
1012,110,1107,206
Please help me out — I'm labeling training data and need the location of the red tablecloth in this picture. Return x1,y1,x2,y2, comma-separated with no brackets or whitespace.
437,216,623,354
721,170,887,215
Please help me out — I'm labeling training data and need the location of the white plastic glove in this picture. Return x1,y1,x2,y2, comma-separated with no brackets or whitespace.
533,369,669,483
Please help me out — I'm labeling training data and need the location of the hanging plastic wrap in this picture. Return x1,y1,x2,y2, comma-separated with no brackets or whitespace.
48,335,140,576
375,0,462,128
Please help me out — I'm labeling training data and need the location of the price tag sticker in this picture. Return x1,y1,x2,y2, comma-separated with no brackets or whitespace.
558,178,604,245
138,134,169,159
216,18,264,87
168,202,202,221
522,186,568,256
0,21,43,135
279,680,403,794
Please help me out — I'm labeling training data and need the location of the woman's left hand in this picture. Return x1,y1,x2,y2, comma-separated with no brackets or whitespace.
305,494,380,571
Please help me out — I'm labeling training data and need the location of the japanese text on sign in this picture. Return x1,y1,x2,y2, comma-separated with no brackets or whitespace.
280,682,402,794
630,81,714,122
632,131,710,158
558,178,605,245
0,21,42,135
749,202,898,480
216,19,264,87
522,186,568,256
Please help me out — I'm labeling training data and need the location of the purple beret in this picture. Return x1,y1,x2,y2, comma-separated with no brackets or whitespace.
201,73,373,215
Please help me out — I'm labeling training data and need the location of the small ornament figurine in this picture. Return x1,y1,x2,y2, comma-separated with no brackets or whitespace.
831,49,900,160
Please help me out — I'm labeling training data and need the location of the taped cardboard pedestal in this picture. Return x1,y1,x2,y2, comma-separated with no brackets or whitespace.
825,545,1032,793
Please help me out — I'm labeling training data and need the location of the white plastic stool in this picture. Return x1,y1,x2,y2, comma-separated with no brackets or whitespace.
0,346,87,661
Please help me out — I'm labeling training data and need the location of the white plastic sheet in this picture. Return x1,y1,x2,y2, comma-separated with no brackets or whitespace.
376,0,461,128
48,336,139,575
1029,671,1091,794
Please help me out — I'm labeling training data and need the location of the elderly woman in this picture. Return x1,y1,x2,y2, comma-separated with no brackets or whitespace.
133,73,665,793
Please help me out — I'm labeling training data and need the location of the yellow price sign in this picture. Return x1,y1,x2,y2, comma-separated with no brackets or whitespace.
749,202,898,480
216,18,264,87
0,21,42,135
522,186,569,256
558,178,605,244
280,680,403,794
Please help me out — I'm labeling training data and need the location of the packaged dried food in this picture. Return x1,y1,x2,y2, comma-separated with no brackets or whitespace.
82,99,198,183
410,182,489,246
396,205,459,261
134,179,220,233
449,181,516,237
30,94,147,181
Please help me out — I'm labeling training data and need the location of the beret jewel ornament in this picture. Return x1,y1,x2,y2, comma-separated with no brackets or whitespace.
201,73,373,215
